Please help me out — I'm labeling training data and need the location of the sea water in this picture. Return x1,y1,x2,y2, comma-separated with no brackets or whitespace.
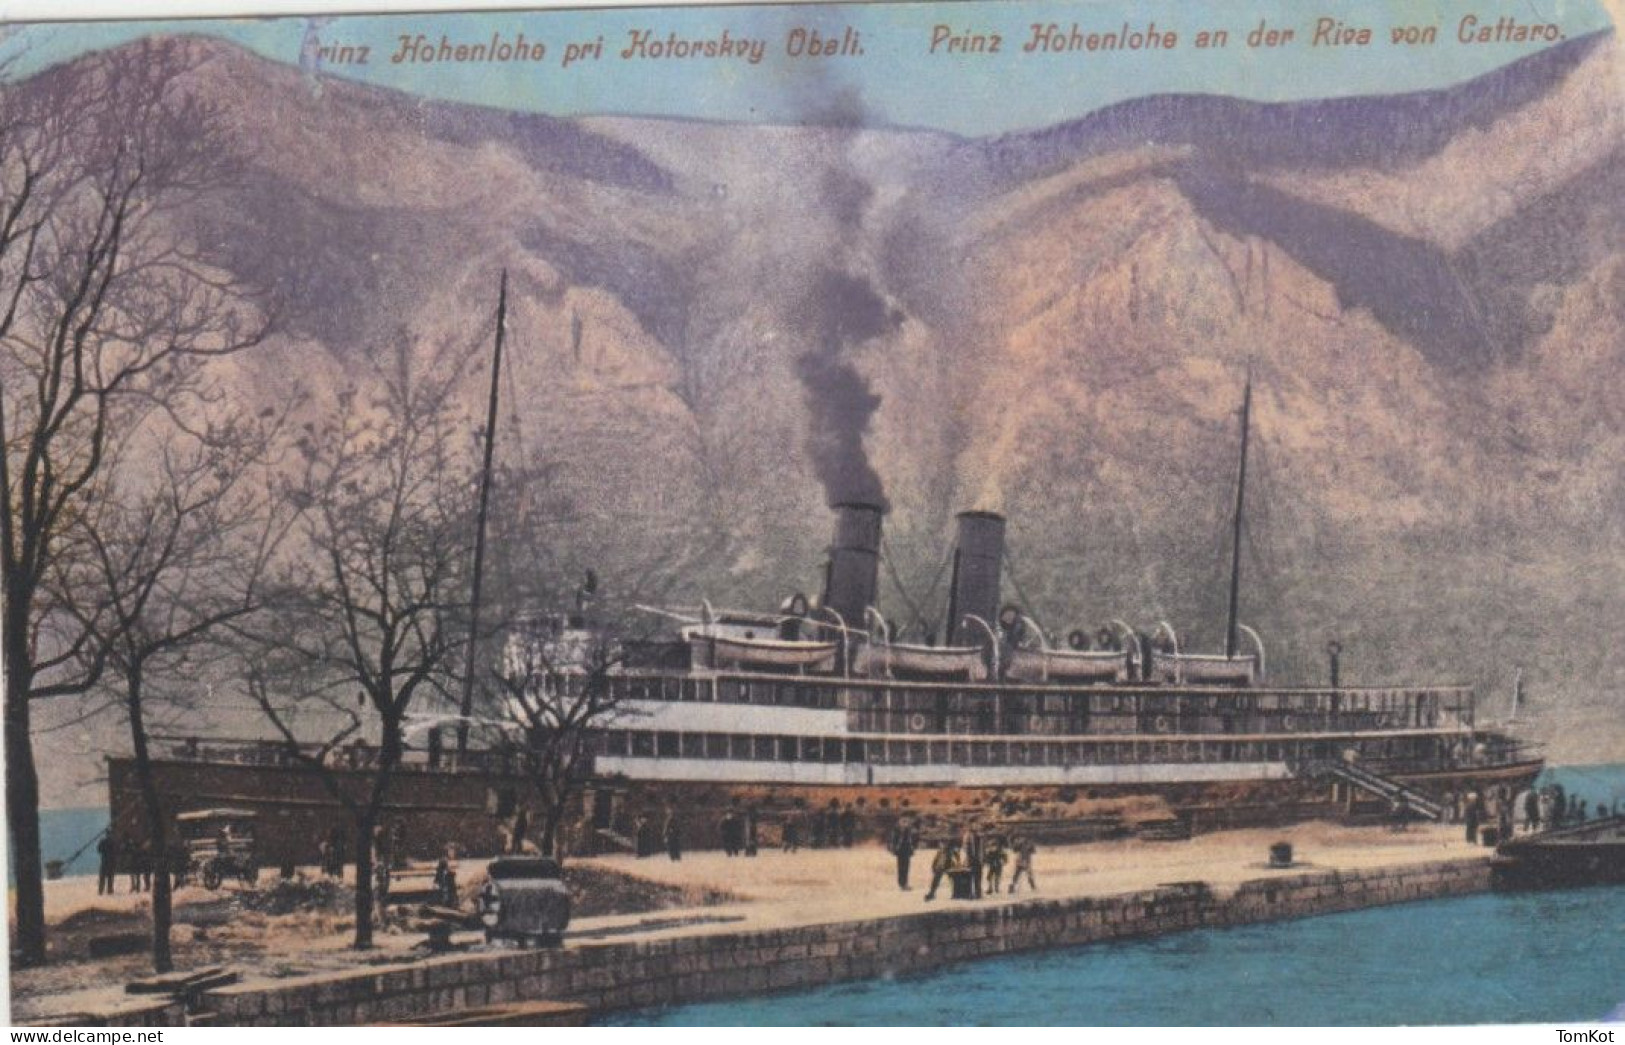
9,805,109,883
606,763,1625,1027
604,885,1625,1026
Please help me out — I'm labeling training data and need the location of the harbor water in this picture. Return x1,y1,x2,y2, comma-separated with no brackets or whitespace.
603,884,1625,1025
9,805,109,883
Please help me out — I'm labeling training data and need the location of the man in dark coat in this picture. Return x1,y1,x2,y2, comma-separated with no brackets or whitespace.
663,810,682,861
510,807,529,856
129,841,149,893
888,817,918,890
839,804,857,847
744,805,759,857
719,810,740,856
97,835,118,896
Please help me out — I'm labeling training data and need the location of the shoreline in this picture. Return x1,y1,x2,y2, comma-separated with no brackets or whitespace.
15,823,1499,1026
203,856,1496,1027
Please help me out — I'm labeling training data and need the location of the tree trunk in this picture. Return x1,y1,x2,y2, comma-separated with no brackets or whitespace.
5,680,47,967
353,712,403,950
353,817,375,950
4,600,47,966
127,667,174,973
538,768,576,861
539,781,571,860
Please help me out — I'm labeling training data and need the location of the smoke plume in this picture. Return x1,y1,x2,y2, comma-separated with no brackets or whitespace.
794,266,900,510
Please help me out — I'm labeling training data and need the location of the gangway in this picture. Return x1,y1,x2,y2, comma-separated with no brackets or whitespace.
1304,760,1446,821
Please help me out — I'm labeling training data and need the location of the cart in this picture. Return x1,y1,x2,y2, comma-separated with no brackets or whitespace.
477,856,571,947
176,808,261,890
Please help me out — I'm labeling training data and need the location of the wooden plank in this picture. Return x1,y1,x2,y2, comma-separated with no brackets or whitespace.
126,965,226,995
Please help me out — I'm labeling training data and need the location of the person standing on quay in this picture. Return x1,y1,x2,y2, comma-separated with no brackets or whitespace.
664,809,683,861
128,840,148,894
96,835,118,896
510,806,529,856
889,816,918,890
984,836,1008,893
960,825,984,899
719,809,740,856
923,838,958,902
1009,836,1037,894
744,805,759,857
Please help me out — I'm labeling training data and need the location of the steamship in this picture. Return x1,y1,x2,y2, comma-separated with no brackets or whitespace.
104,366,1541,863
547,377,1539,827
534,499,1538,813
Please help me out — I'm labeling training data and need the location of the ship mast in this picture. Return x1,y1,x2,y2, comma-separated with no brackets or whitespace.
457,270,508,755
1225,368,1252,660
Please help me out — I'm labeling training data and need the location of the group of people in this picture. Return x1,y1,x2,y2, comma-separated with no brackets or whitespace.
96,836,158,895
779,801,860,852
316,826,349,877
630,800,868,861
1531,784,1620,830
633,810,684,861
887,817,1037,901
718,805,760,857
776,806,864,851
1446,782,1620,844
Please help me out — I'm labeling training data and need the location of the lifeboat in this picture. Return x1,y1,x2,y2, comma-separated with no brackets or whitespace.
853,640,988,681
1006,647,1129,684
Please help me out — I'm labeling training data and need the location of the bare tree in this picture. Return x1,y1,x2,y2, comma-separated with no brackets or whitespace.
0,41,273,965
246,335,475,950
489,629,628,859
54,408,289,973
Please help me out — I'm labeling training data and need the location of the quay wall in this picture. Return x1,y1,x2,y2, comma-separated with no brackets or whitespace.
194,856,1492,1027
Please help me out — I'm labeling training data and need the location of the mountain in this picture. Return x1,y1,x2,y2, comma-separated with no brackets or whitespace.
16,29,1625,803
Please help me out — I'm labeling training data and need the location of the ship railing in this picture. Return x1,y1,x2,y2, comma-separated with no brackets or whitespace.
150,734,524,775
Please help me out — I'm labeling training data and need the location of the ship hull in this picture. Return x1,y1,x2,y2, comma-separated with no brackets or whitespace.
107,755,1542,863
1492,816,1625,890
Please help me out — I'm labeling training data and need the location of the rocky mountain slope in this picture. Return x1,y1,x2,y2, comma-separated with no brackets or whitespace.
19,29,1625,800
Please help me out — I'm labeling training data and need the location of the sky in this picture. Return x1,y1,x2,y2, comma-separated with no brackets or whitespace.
0,0,1614,136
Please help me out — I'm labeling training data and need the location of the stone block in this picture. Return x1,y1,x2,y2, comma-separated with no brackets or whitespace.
427,961,463,989
379,969,414,995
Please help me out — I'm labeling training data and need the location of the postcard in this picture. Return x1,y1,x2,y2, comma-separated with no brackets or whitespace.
3,0,1622,1028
